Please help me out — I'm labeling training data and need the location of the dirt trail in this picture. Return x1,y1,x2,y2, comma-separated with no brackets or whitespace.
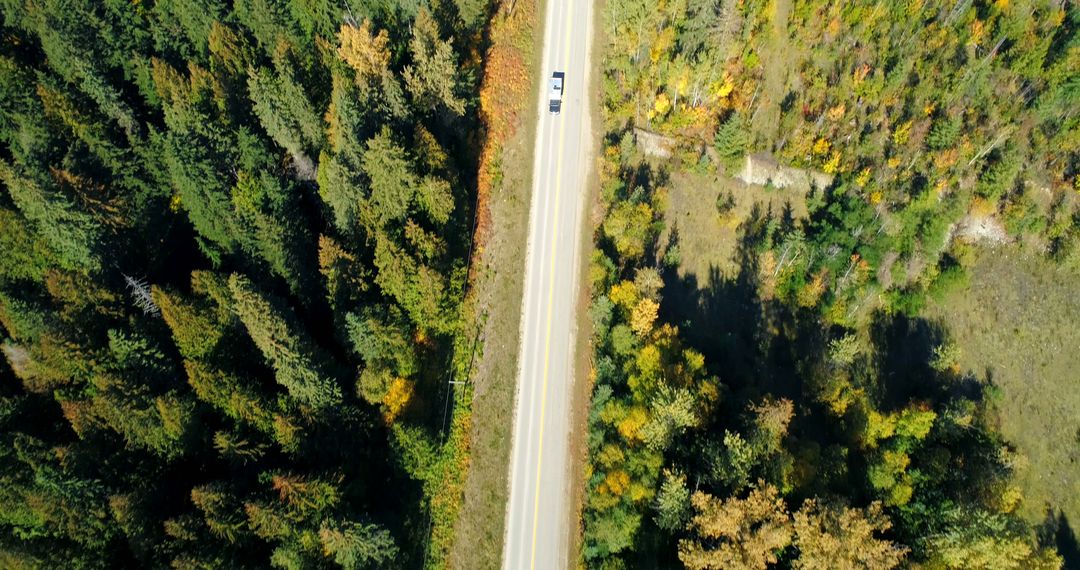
752,0,792,148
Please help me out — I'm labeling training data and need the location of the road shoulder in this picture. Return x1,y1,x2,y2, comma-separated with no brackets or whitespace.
564,0,603,565
448,1,545,568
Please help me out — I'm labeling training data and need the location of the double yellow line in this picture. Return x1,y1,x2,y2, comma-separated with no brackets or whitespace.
528,1,574,568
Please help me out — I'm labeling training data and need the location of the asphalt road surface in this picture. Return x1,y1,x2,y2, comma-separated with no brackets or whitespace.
502,0,594,568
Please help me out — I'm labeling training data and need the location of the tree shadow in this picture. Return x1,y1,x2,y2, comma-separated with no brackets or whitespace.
868,313,991,409
659,203,807,402
1041,509,1080,569
868,315,944,407
661,219,681,268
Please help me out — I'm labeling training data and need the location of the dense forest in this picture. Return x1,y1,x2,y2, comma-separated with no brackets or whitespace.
583,0,1077,568
0,0,492,567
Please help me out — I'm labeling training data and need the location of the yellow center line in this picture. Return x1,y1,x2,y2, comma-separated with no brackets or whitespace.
529,1,574,567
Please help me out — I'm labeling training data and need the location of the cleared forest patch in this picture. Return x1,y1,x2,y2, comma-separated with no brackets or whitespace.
927,248,1080,526
659,168,809,282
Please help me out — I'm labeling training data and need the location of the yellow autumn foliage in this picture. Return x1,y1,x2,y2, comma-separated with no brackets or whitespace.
597,443,626,468
654,93,672,116
856,167,872,187
337,20,390,80
892,120,913,146
934,147,959,170
970,196,998,218
853,63,871,84
862,409,898,449
382,377,414,424
812,137,831,156
797,270,827,308
715,74,735,99
600,469,631,496
617,406,649,442
635,344,662,381
629,482,652,503
650,27,675,63
674,72,690,97
823,150,842,174
969,19,986,47
630,298,659,336
609,280,640,309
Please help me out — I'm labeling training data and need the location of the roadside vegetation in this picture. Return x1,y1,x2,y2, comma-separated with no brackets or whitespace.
0,0,495,568
450,0,541,568
581,0,1078,568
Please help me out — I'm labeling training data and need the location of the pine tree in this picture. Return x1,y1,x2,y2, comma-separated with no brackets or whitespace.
149,0,228,61
362,127,419,226
13,0,143,138
318,235,367,312
190,482,250,544
78,330,198,460
185,361,276,434
153,58,247,262
654,470,690,531
318,519,399,569
153,286,228,361
453,0,489,33
0,55,55,165
317,152,366,234
230,170,311,296
228,273,342,409
0,162,103,273
0,433,119,552
714,113,748,171
0,0,489,565
403,9,466,116
0,208,55,282
247,53,325,164
372,233,458,334
233,0,305,56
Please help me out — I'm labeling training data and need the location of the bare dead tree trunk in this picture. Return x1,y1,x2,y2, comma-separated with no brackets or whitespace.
968,127,1015,166
341,0,358,26
775,249,801,278
981,35,1008,66
773,243,793,276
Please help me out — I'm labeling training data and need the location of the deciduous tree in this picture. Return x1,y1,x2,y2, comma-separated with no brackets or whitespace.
679,482,793,570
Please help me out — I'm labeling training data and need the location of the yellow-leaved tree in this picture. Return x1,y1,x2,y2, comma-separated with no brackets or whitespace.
791,499,907,570
678,482,793,570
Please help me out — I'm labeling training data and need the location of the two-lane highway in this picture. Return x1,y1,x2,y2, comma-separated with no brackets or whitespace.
503,0,593,568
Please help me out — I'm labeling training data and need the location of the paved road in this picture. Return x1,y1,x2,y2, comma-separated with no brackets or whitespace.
502,0,593,568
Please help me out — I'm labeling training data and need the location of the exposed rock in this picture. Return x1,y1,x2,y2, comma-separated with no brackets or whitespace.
1,342,31,380
290,151,317,182
953,214,1010,245
735,152,834,191
633,127,677,159
631,132,833,195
